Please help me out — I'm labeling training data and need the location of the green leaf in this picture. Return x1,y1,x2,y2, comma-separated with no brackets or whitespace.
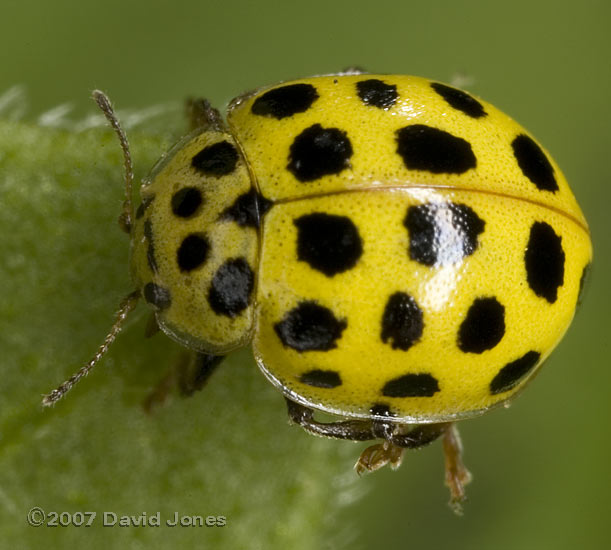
0,115,363,548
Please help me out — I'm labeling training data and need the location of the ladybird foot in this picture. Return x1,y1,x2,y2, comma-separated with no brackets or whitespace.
354,441,404,475
442,424,472,515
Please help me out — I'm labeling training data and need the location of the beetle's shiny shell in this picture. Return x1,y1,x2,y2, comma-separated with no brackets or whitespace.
131,75,592,422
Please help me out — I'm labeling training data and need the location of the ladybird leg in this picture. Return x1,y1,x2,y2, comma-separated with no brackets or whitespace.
143,351,225,412
388,422,450,449
143,350,189,412
144,312,161,338
177,352,225,397
285,398,376,442
185,98,225,132
442,423,472,514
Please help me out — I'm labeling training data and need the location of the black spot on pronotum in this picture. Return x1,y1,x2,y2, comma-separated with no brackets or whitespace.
135,195,154,219
404,202,485,266
431,82,487,119
299,369,342,388
356,79,398,109
458,297,505,353
287,124,353,182
171,187,203,218
207,258,254,317
525,221,565,303
512,134,558,192
294,213,363,276
396,124,476,174
191,140,239,177
382,373,440,398
143,282,171,310
380,292,424,351
490,351,541,395
274,301,347,352
251,83,319,119
220,188,273,228
177,233,210,272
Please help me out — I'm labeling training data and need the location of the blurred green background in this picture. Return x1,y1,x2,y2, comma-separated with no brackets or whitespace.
1,0,609,548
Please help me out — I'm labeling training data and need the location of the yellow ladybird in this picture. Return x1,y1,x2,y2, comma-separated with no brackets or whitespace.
45,73,592,510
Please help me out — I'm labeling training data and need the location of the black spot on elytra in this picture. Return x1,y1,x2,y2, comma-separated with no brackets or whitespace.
299,369,342,388
512,134,558,192
220,188,273,228
191,140,239,177
356,79,398,109
404,202,485,266
369,403,396,417
431,82,487,119
135,195,154,219
525,221,565,303
143,282,171,310
251,83,319,119
382,373,440,398
396,124,476,174
458,297,505,353
490,351,541,395
287,124,353,182
144,220,157,272
177,233,210,272
294,213,363,276
380,292,424,351
274,301,347,352
207,258,254,317
171,187,203,218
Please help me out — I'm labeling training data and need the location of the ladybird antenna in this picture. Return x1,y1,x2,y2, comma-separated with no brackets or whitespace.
92,90,134,234
42,291,140,407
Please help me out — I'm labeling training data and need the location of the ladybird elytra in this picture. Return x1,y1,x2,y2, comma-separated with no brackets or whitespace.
44,74,592,510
